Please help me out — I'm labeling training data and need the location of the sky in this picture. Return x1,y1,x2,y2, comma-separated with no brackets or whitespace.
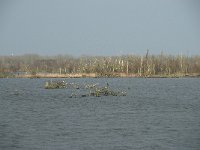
0,0,199,56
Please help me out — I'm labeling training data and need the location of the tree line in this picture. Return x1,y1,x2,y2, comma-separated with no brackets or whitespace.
0,52,200,77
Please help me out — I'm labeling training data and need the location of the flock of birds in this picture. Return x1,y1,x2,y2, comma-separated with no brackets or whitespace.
44,80,127,98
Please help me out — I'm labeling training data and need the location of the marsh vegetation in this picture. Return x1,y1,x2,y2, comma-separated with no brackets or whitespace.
0,52,200,78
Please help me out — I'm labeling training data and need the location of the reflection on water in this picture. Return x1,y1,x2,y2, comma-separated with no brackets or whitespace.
0,78,200,150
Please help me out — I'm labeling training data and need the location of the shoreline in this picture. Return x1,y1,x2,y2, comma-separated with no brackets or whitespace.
1,73,200,78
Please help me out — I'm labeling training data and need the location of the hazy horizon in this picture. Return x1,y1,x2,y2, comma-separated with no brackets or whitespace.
0,0,200,56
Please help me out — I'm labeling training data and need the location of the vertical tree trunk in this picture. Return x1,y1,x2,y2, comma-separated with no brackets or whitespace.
140,56,143,76
59,68,62,74
126,61,129,75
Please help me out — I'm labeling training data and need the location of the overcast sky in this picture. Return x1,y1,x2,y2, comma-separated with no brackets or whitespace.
0,0,199,56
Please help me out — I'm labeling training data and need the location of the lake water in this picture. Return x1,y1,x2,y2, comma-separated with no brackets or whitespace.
0,78,200,150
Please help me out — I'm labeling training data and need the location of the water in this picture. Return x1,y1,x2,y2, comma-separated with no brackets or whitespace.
0,78,200,150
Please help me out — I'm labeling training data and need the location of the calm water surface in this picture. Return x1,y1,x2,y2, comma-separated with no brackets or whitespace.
0,78,200,150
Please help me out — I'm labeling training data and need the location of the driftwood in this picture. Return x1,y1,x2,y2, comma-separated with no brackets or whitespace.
44,80,65,89
44,80,127,97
